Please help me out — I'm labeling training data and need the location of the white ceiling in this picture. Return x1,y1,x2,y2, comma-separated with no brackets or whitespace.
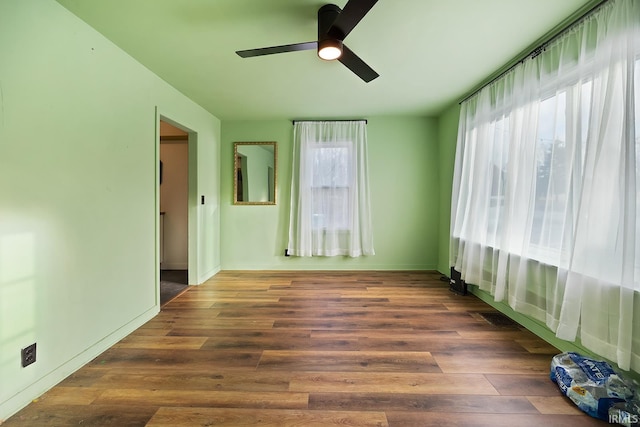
55,0,594,120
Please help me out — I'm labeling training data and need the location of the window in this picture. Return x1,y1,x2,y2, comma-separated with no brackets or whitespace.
287,121,374,257
451,0,640,372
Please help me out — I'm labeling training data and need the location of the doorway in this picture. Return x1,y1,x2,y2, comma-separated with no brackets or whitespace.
159,119,190,305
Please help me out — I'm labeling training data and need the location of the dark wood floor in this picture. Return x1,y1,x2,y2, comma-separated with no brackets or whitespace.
4,271,606,426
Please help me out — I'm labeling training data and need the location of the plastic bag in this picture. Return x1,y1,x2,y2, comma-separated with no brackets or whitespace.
550,352,639,424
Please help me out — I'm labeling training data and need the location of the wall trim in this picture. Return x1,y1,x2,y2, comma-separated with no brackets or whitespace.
160,262,189,270
469,285,640,381
198,265,220,285
220,265,440,271
160,135,188,142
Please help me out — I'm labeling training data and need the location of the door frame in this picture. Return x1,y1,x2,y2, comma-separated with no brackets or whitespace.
155,109,198,305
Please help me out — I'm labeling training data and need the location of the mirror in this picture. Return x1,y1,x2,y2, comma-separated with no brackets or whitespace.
234,141,277,205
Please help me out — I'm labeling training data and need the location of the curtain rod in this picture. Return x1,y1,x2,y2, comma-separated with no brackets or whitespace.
292,119,367,125
458,0,609,105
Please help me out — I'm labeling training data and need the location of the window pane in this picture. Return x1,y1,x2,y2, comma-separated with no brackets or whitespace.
310,144,352,231
311,187,350,230
312,146,349,187
486,116,509,247
531,91,568,254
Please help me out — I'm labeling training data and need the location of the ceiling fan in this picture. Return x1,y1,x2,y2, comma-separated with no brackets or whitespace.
236,0,379,83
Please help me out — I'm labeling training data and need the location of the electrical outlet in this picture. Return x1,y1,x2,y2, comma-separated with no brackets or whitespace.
21,343,36,367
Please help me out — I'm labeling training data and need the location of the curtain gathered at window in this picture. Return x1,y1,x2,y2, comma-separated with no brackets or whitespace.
451,0,640,371
287,120,374,257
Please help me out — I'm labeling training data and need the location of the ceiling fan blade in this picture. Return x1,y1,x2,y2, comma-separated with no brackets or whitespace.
338,44,378,83
327,0,378,40
236,41,317,58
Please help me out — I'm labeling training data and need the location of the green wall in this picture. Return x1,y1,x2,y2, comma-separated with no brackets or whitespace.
0,0,220,419
220,117,440,270
436,103,461,274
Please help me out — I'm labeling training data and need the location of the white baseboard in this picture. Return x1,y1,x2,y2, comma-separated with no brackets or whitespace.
198,265,220,284
220,264,438,271
0,306,159,422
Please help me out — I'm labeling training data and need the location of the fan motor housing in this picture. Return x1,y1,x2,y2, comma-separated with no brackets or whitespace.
318,4,342,40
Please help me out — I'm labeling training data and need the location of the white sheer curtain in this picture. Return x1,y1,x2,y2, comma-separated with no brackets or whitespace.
451,0,640,371
287,121,374,257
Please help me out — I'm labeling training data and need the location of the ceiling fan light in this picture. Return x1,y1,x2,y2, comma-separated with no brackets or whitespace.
318,39,343,61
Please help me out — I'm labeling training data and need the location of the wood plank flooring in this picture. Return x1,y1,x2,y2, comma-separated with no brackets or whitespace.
3,271,606,426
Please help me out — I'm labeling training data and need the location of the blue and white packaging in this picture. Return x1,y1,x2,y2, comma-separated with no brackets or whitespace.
550,352,638,424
